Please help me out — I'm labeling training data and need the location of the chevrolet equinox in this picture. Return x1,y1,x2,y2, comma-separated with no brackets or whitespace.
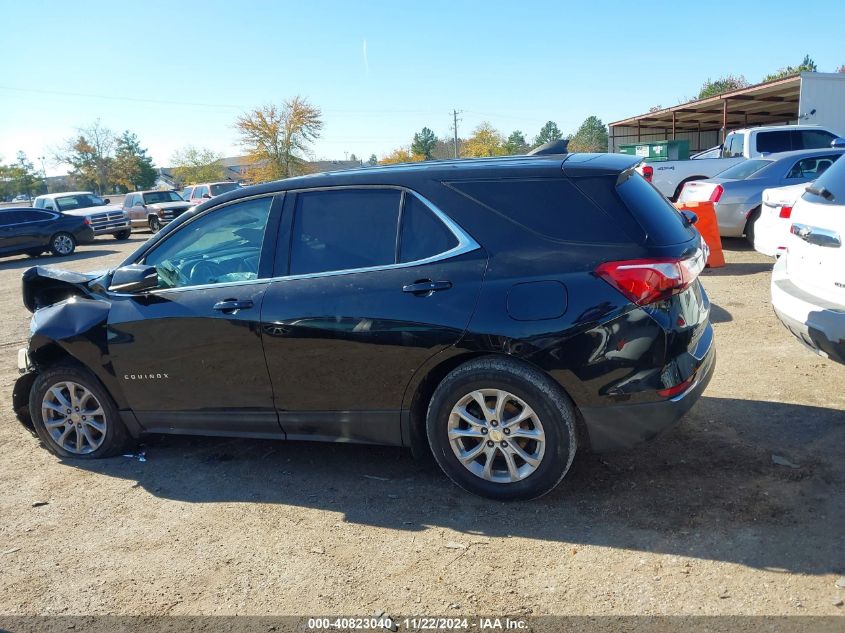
13,153,715,500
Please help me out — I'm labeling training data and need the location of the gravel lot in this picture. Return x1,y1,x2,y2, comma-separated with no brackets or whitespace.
0,235,843,618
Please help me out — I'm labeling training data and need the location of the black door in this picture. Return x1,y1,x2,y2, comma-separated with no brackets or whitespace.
261,188,487,445
107,195,284,436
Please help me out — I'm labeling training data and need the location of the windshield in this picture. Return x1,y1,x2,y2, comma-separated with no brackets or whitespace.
715,159,772,180
802,150,845,205
55,194,105,211
210,182,240,196
143,191,183,204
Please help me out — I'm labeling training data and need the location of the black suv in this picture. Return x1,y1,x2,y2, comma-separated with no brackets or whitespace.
13,153,715,500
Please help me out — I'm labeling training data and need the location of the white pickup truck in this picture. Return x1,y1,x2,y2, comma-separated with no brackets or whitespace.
640,125,843,200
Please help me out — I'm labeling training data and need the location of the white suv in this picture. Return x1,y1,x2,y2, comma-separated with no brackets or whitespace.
771,156,845,364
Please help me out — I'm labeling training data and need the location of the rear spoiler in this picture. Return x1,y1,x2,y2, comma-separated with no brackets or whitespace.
527,139,569,155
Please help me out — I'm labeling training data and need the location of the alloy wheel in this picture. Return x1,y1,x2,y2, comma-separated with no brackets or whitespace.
53,234,73,255
41,381,107,454
447,389,546,483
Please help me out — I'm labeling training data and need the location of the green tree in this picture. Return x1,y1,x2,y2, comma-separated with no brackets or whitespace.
113,131,157,192
698,74,749,99
463,122,506,157
534,121,562,147
235,96,323,182
411,127,437,160
0,153,42,198
59,119,115,194
763,55,817,82
367,154,378,166
170,146,225,185
567,116,608,153
504,130,528,155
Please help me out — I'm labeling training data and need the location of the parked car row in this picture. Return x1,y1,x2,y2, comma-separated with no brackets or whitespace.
0,182,241,260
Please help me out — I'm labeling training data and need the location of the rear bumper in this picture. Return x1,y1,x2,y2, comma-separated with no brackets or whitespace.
77,226,96,243
771,257,845,364
579,331,716,452
753,214,786,257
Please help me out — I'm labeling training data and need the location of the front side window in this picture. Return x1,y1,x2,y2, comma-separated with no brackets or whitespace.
142,197,273,289
55,194,104,211
786,154,841,179
290,189,401,275
210,182,239,196
756,131,792,154
193,186,208,199
399,195,458,263
143,191,183,204
722,133,745,158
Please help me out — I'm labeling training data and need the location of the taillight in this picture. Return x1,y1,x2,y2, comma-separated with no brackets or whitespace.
641,165,654,182
779,205,792,219
595,251,705,306
708,184,723,202
657,373,696,398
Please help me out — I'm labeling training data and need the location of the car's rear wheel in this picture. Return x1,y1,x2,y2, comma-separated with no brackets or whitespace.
114,229,131,240
26,249,44,258
426,357,577,501
49,232,76,256
148,217,161,232
29,364,130,459
745,206,761,246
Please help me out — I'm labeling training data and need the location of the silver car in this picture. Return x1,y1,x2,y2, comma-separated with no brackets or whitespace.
676,148,844,242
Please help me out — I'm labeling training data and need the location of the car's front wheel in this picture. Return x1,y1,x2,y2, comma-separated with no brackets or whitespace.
49,232,76,256
114,229,131,240
426,357,577,501
148,217,161,233
29,364,131,459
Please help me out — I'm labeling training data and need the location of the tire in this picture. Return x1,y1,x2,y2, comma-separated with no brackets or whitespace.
426,357,577,501
745,207,761,246
26,249,44,258
148,217,161,233
29,363,131,459
49,232,76,256
114,229,131,240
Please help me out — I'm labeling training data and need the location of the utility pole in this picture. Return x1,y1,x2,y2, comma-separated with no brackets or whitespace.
451,109,462,158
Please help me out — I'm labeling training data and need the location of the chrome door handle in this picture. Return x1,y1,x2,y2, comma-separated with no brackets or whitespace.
213,299,254,312
402,280,452,296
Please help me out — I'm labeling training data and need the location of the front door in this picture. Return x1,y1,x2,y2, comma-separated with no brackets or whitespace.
107,194,284,436
260,188,486,445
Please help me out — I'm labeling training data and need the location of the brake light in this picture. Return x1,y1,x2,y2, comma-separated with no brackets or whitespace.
709,184,723,202
595,251,705,306
657,373,696,398
779,205,792,219
641,165,654,182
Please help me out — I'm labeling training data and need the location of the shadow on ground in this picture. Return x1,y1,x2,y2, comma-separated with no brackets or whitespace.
62,396,844,575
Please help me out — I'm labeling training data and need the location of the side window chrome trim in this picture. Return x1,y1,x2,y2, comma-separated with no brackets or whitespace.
124,187,480,296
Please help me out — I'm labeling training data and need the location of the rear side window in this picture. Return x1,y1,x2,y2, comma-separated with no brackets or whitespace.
793,129,837,150
614,173,697,245
801,152,845,206
786,155,840,179
716,159,772,180
756,131,791,154
399,195,458,263
448,178,633,243
290,189,401,275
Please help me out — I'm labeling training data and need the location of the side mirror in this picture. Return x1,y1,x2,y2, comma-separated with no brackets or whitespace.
830,137,845,149
102,198,111,204
680,210,698,225
109,264,158,293
202,193,212,199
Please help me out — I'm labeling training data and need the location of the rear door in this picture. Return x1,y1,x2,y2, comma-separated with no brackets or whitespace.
786,158,845,303
260,187,486,445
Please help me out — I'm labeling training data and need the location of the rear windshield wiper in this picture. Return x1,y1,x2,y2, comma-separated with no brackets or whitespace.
805,185,835,201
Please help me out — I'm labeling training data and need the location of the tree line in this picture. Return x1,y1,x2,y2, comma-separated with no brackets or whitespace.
378,116,608,165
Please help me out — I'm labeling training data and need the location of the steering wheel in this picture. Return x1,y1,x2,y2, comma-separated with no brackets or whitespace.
186,259,226,285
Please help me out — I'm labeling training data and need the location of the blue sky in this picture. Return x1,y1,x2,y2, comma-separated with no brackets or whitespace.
2,0,844,175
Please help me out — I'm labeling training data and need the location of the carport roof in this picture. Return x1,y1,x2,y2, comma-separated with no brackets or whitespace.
609,75,801,133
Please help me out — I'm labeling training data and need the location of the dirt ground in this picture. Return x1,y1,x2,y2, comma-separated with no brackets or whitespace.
0,234,843,618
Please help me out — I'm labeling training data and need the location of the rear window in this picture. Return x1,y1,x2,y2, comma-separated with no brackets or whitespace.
447,178,634,244
801,152,845,206
756,131,792,154
716,159,772,180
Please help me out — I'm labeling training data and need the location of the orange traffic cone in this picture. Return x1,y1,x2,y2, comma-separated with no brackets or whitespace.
675,201,725,268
